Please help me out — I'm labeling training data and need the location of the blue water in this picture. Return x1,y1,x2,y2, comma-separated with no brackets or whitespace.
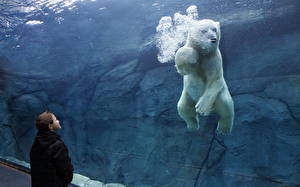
0,0,300,186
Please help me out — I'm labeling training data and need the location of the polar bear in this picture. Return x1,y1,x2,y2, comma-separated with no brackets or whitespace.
175,19,234,135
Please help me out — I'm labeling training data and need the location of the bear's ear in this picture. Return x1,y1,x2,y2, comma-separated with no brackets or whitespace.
215,21,220,29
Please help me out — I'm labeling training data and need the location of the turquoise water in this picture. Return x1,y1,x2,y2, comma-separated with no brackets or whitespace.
0,0,299,186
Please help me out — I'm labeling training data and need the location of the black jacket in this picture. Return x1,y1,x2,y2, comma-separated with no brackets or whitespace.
30,130,73,187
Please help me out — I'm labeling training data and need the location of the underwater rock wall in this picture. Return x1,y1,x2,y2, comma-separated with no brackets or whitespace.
0,0,300,186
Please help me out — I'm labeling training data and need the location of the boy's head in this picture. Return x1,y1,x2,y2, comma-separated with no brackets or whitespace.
35,111,61,132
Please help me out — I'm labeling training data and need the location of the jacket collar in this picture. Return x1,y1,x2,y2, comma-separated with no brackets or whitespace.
37,130,60,138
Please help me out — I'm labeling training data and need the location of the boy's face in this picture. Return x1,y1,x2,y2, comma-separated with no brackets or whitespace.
49,114,61,132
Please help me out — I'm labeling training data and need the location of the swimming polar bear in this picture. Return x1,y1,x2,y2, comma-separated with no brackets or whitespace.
175,19,234,135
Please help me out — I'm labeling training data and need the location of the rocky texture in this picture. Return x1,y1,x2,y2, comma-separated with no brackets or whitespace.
0,0,300,187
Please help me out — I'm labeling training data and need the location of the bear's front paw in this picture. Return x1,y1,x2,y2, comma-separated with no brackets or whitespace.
195,98,213,116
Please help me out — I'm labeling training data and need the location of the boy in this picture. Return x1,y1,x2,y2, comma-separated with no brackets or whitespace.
30,111,73,187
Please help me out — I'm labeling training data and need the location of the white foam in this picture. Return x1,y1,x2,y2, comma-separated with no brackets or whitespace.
155,5,199,63
26,20,44,25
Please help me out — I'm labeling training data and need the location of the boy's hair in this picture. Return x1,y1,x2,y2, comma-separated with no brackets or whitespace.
35,111,54,131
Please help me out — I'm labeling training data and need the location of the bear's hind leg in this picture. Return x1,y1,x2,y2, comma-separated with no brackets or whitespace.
217,116,234,135
177,91,199,130
215,89,234,135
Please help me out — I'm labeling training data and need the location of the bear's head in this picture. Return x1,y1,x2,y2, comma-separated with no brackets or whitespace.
187,19,220,55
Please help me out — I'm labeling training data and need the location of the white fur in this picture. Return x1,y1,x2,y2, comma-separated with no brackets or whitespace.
175,19,234,135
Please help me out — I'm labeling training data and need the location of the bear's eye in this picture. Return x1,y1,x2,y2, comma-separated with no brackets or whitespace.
201,29,207,34
212,28,217,32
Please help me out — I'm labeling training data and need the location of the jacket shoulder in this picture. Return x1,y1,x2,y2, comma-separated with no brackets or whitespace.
48,139,69,157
